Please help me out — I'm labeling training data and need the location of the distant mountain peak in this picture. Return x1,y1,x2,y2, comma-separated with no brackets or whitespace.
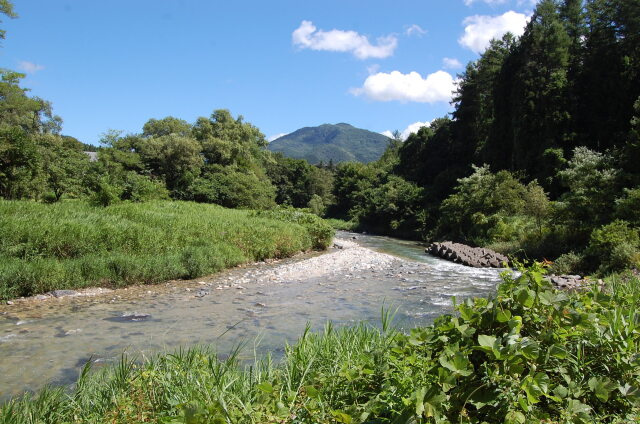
267,123,389,164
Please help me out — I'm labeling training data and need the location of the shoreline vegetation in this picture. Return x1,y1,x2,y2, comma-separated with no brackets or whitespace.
2,265,638,423
0,200,334,301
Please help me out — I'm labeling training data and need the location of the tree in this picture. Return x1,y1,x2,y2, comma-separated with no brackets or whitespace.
193,109,268,171
0,0,16,43
142,117,191,138
0,126,40,199
137,134,203,191
555,146,619,242
0,69,63,134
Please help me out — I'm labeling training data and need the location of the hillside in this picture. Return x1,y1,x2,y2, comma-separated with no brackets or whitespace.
267,123,390,164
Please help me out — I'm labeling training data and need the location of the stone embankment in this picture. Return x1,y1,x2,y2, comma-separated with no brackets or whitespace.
426,241,509,268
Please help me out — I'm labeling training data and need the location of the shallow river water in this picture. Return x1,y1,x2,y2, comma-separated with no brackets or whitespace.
0,232,504,400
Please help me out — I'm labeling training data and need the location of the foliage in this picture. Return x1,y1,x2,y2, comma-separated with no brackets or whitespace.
184,166,276,210
438,165,539,245
0,200,332,300
266,153,334,210
586,220,640,274
251,206,335,250
3,266,639,423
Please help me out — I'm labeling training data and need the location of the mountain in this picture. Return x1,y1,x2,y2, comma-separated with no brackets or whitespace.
267,123,391,164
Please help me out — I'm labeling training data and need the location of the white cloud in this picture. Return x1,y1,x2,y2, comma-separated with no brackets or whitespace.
443,57,463,70
268,133,288,142
367,64,381,75
351,70,456,103
383,121,432,140
464,0,508,6
17,60,45,74
405,24,426,37
292,20,398,60
458,11,529,53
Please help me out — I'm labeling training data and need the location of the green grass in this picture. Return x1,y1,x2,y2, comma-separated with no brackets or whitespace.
0,200,334,300
2,267,639,423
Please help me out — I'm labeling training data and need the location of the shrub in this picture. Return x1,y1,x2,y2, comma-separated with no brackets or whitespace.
587,220,640,274
549,251,585,275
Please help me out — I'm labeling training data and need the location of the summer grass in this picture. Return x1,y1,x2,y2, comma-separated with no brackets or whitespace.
0,200,333,300
2,268,639,423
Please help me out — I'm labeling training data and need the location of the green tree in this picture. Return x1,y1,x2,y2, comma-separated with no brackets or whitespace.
0,69,62,134
137,134,203,191
142,116,191,138
0,0,16,43
193,109,267,171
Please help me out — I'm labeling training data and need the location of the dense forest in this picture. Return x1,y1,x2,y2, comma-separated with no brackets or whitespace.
2,0,639,276
328,0,640,276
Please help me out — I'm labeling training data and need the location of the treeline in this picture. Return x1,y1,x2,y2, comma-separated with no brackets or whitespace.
328,0,640,276
0,70,334,212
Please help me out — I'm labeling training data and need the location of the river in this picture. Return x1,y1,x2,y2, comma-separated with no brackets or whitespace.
0,231,504,400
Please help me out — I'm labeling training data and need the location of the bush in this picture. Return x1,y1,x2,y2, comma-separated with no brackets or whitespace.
587,220,640,274
251,207,335,250
548,251,585,275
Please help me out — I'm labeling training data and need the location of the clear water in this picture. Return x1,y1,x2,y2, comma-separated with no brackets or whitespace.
0,231,504,400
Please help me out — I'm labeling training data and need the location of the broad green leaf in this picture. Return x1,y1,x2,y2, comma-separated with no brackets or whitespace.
505,410,526,424
516,288,535,308
439,353,473,377
331,410,353,424
566,399,592,418
520,339,540,360
538,290,557,306
304,385,319,399
496,309,512,322
256,382,273,394
478,334,497,348
588,377,617,402
414,387,426,416
548,344,567,359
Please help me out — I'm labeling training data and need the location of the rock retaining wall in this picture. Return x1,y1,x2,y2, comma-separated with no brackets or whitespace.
426,241,509,268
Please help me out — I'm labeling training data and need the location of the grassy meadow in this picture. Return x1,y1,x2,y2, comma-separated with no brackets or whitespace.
0,200,334,300
1,267,639,423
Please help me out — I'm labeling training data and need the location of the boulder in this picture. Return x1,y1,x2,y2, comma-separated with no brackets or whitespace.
426,241,509,268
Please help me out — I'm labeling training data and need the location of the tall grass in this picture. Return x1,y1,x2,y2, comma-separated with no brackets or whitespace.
2,270,639,423
0,200,334,300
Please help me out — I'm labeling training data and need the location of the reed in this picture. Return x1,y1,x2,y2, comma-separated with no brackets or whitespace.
0,200,334,300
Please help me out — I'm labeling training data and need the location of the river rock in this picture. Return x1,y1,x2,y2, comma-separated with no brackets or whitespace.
48,290,79,298
426,241,509,268
546,274,601,290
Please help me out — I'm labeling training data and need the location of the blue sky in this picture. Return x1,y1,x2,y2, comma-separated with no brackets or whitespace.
1,0,537,145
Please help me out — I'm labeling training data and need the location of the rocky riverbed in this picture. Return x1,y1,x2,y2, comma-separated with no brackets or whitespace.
0,233,504,399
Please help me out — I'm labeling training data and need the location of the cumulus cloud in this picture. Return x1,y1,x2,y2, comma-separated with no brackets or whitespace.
351,70,456,103
382,121,432,140
458,11,529,53
443,57,463,70
292,20,398,60
405,24,426,37
17,60,44,74
268,133,288,142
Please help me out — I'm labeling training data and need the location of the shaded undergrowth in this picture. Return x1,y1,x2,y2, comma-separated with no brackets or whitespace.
0,200,334,300
1,266,639,423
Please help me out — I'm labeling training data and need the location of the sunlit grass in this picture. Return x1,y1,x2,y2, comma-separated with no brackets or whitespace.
0,200,333,300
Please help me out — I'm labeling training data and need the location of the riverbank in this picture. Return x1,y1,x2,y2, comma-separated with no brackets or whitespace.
0,236,427,313
0,200,333,301
2,262,638,422
0,232,503,401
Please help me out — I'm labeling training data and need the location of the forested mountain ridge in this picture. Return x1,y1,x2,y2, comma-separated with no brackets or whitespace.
267,123,391,164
